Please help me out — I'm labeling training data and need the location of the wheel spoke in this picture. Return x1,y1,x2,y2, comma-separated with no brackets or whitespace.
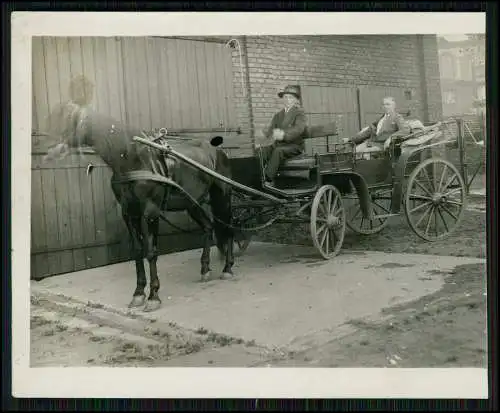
409,193,433,202
440,203,459,222
317,223,328,235
442,187,463,198
413,178,433,198
415,203,433,228
424,206,435,235
327,190,333,213
420,166,435,192
437,163,449,193
320,227,328,248
441,174,458,193
325,230,330,254
410,200,432,214
444,199,463,207
436,206,450,232
373,199,391,214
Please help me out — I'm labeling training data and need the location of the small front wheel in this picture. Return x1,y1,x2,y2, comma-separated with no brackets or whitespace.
405,157,467,241
310,185,346,259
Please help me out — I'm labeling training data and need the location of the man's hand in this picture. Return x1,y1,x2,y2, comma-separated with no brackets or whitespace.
342,137,351,144
273,128,285,141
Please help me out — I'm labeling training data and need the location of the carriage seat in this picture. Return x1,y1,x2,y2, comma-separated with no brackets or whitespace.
280,154,316,170
278,122,338,171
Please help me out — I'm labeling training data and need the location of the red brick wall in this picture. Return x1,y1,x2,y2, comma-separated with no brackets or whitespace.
225,35,443,155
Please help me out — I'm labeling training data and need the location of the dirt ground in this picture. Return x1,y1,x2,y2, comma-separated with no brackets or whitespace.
30,192,488,369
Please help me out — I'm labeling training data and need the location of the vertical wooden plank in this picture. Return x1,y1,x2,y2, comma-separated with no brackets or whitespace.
194,41,209,129
166,39,185,128
145,38,162,128
43,37,63,131
174,39,192,128
53,167,75,273
30,166,49,279
203,41,218,129
104,37,126,124
89,166,110,267
206,43,222,128
66,165,86,272
156,38,172,128
93,38,111,118
77,157,97,269
40,168,62,275
133,37,152,130
67,37,84,79
185,38,202,128
80,37,99,110
121,38,139,128
55,37,72,104
212,43,227,129
32,37,49,133
222,44,237,129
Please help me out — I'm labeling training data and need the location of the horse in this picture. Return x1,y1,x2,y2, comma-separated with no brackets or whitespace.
43,102,236,312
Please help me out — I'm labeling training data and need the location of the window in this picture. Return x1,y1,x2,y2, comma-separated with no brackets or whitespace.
443,90,457,104
476,85,486,100
440,53,456,79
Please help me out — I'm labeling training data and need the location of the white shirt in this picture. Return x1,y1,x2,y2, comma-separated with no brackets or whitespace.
376,114,388,135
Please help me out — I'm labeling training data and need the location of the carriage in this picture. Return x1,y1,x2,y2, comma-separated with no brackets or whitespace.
133,116,473,261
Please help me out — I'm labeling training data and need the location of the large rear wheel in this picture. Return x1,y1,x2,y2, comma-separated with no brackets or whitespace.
405,158,467,241
310,185,346,259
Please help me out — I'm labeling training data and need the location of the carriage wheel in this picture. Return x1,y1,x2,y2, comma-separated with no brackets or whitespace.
310,185,346,259
405,158,467,242
344,182,392,235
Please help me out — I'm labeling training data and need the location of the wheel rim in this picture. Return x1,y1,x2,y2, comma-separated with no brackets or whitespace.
405,158,467,241
310,185,346,259
344,181,392,235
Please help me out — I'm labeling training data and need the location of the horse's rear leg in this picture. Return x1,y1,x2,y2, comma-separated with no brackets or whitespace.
143,216,162,312
125,214,147,308
187,206,213,282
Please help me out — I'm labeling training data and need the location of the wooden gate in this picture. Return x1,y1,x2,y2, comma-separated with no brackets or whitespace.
301,86,360,155
31,36,238,280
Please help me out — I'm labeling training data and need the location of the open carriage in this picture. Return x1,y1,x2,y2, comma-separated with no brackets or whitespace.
134,116,472,260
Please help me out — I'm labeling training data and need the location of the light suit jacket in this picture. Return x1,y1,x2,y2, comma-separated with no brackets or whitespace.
353,111,410,145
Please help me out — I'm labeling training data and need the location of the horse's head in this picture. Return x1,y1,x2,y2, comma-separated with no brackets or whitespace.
42,101,89,163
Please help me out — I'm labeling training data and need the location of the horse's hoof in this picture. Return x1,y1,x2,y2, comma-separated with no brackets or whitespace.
128,295,146,308
200,271,212,282
143,299,161,313
220,272,235,280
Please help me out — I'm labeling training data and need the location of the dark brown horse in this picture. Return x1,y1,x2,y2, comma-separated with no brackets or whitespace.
44,102,236,312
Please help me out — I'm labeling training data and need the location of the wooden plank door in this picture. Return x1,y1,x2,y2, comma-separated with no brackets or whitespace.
301,85,360,155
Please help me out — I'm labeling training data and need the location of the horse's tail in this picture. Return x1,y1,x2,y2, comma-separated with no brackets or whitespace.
210,147,233,257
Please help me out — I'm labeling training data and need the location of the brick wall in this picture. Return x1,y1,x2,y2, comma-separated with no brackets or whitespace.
224,35,443,155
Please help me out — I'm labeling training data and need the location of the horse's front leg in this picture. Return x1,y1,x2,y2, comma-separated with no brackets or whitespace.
125,214,147,308
143,216,162,312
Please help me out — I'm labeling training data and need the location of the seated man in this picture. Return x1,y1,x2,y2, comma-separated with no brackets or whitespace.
257,85,308,186
344,96,411,157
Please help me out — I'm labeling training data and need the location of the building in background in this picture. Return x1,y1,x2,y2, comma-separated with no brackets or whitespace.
438,34,486,117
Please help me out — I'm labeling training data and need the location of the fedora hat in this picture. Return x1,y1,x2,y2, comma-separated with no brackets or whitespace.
278,85,301,99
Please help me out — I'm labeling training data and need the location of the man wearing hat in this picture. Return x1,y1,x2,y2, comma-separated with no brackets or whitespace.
258,85,308,186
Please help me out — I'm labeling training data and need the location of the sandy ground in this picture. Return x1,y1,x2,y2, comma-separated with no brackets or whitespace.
30,191,487,368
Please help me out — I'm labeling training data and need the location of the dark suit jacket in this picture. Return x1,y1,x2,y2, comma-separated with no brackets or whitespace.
263,105,307,148
353,111,410,145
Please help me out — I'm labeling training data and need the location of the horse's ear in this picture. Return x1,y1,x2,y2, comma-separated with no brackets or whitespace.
210,136,224,147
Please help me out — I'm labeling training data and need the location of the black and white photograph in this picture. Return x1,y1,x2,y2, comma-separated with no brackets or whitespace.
11,11,488,398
